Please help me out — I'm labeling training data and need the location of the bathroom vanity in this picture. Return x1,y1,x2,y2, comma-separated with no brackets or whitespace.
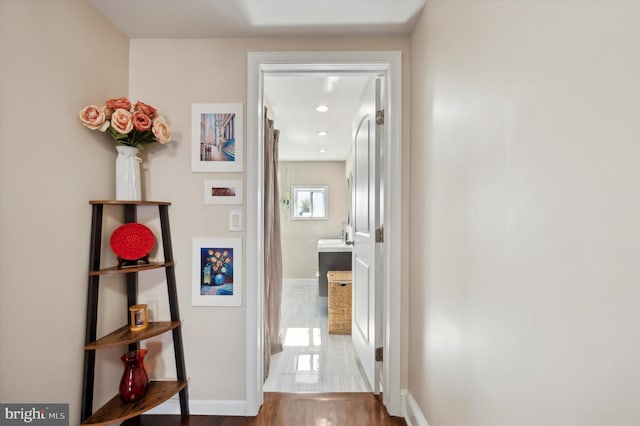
317,239,352,297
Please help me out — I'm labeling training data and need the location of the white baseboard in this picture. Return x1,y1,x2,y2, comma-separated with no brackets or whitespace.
145,397,247,416
283,278,317,286
402,389,429,426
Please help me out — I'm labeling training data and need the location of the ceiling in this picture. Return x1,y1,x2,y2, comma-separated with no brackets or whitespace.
264,74,373,162
89,0,425,39
89,0,425,160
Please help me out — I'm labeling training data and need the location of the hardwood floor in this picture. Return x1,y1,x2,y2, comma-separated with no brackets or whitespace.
122,392,406,425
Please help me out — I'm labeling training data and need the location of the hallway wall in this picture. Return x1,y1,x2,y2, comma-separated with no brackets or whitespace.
409,1,640,424
0,2,129,424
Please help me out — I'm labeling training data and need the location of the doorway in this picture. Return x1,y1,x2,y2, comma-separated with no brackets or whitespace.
246,51,403,416
262,72,372,393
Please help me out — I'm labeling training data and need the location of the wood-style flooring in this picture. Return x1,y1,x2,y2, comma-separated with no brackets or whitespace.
122,392,406,425
264,279,370,392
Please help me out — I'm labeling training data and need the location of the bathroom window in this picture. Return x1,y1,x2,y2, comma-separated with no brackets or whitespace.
291,185,328,220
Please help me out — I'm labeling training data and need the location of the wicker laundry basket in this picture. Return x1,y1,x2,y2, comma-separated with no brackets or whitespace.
328,270,352,335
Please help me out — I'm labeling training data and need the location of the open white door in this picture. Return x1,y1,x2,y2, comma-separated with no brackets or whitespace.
351,76,383,394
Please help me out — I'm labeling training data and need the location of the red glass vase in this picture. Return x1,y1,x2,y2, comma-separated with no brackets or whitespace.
119,349,149,402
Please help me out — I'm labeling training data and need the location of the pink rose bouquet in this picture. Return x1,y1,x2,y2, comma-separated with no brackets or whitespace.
79,97,171,149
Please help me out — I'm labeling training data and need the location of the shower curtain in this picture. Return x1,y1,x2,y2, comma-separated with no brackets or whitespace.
263,107,283,381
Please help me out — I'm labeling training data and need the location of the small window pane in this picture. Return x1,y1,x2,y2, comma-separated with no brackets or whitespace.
312,192,325,217
291,186,328,220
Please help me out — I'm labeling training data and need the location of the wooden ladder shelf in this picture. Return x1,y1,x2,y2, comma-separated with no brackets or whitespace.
80,201,189,425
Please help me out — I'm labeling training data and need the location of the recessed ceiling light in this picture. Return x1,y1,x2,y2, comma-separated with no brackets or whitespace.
315,105,329,112
318,149,327,153
317,131,328,136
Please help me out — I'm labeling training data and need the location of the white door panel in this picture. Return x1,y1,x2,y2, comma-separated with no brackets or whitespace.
353,256,370,343
351,76,382,394
354,115,371,234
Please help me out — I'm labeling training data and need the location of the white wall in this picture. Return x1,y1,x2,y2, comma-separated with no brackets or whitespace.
280,161,347,279
0,1,129,424
409,1,640,425
129,36,411,405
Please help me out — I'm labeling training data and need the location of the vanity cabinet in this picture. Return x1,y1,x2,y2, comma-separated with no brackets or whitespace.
317,239,352,297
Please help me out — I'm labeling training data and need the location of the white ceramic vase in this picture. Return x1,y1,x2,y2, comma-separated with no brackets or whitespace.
115,145,142,200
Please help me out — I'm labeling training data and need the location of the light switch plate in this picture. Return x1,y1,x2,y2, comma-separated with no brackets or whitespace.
229,209,242,231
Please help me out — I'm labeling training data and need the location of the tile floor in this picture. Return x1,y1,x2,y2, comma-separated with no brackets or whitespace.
263,279,371,393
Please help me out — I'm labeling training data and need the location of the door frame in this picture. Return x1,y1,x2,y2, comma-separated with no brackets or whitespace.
245,51,403,416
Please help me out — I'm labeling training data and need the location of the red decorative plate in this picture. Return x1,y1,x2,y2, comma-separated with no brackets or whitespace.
110,223,155,260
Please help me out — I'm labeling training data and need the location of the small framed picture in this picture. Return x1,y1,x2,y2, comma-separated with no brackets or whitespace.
204,179,242,205
192,237,242,307
191,103,243,172
129,304,148,331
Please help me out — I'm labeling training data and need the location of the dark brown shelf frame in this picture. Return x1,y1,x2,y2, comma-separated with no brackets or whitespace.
81,201,189,423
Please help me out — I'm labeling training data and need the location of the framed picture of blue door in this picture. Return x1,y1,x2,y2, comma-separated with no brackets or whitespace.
192,237,242,307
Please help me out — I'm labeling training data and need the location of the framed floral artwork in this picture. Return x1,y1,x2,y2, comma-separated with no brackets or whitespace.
204,179,242,205
192,237,242,307
191,103,243,172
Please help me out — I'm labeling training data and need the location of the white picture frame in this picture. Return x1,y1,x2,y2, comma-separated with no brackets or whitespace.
191,103,243,172
204,179,243,205
192,237,242,307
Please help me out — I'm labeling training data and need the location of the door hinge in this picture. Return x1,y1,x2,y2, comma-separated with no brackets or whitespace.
375,226,384,243
375,347,383,362
376,109,384,125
